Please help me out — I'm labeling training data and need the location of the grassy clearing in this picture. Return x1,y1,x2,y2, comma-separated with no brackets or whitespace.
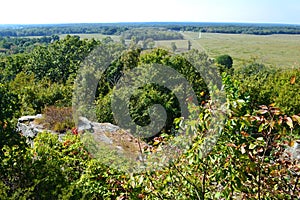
158,32,300,68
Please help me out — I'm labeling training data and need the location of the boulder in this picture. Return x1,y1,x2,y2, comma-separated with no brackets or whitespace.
17,114,63,146
78,117,149,156
17,115,149,159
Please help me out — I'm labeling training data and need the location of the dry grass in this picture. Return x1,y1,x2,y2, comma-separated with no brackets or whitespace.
36,106,74,133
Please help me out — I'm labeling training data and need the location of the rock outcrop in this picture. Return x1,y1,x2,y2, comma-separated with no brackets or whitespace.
17,115,149,157
77,116,149,157
17,114,59,147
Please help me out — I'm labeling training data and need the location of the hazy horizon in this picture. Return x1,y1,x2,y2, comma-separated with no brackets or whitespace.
1,21,299,26
1,0,300,25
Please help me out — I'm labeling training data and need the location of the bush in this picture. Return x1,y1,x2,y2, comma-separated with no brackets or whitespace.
38,106,74,133
215,54,233,74
234,63,300,115
10,72,73,115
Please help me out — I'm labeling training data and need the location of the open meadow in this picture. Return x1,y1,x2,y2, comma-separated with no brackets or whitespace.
158,32,300,68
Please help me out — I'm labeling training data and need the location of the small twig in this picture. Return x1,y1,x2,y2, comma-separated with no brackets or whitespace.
137,134,145,164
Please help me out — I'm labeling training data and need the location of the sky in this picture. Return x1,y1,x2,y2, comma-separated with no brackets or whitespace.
0,0,300,24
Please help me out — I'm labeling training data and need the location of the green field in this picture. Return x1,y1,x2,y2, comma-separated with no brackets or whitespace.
61,32,300,68
158,32,300,68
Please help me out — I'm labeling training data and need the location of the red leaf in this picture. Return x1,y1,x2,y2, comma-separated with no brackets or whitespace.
241,131,249,137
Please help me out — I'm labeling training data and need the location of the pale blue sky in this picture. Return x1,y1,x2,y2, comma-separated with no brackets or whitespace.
0,0,299,24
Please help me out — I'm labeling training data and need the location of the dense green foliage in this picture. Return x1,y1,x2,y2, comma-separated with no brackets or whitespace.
235,63,300,116
0,84,22,148
95,48,210,134
0,35,59,55
0,30,299,199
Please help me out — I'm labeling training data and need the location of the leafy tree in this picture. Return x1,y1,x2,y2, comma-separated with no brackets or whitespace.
25,35,98,83
96,48,210,136
215,54,233,69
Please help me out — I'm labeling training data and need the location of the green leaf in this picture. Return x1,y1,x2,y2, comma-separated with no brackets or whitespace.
258,124,264,132
215,192,221,199
249,144,256,150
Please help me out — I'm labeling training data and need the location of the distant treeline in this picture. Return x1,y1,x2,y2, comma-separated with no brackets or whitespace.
0,22,300,37
166,24,300,35
122,28,183,40
0,35,59,54
0,24,129,37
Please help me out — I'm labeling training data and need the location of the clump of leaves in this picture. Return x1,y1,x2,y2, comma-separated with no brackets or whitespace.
37,106,74,133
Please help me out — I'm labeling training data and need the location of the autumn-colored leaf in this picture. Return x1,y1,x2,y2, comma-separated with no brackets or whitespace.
269,103,276,107
241,131,249,137
248,151,255,160
292,115,300,124
138,194,145,199
289,140,295,147
259,105,268,110
227,143,237,148
257,147,264,153
278,116,283,125
274,134,281,140
270,107,281,115
290,75,296,84
285,117,293,129
258,109,268,114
